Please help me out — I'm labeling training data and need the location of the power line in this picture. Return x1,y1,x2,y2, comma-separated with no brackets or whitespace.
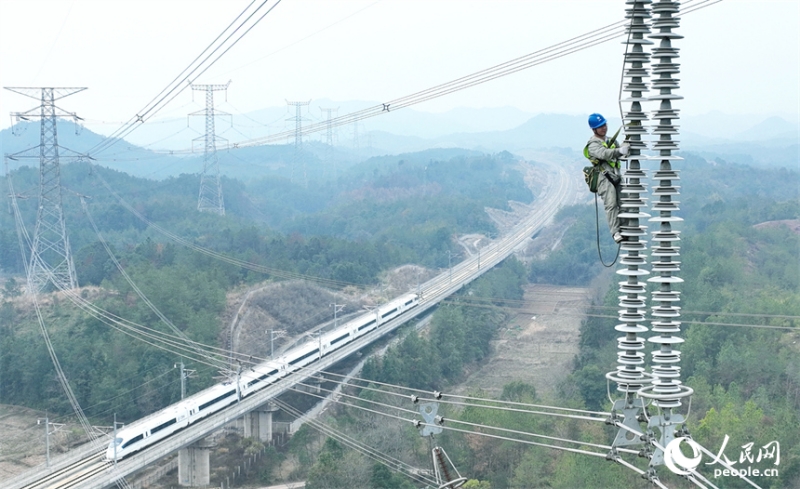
7,171,97,442
216,0,384,78
80,196,225,364
284,381,665,487
438,295,800,321
292,380,618,449
51,287,230,369
136,0,719,156
289,385,650,469
438,298,798,331
273,398,438,487
612,420,756,489
9,193,232,369
293,366,610,420
74,2,729,299
89,169,364,289
88,0,283,158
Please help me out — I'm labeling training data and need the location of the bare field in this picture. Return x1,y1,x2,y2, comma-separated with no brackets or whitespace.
454,284,591,399
0,405,55,480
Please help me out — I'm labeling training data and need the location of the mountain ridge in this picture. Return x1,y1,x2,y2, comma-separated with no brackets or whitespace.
2,110,796,179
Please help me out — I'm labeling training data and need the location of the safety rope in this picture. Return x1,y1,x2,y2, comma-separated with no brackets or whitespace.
594,192,621,267
591,0,637,268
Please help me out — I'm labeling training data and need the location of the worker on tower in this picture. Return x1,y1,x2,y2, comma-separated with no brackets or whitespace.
584,113,630,243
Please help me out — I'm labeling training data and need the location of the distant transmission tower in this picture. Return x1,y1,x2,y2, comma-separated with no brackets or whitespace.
5,87,86,295
320,106,339,180
190,82,230,215
286,100,310,187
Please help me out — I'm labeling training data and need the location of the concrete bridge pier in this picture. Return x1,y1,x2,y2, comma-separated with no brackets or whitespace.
296,378,322,394
243,402,280,443
178,439,213,487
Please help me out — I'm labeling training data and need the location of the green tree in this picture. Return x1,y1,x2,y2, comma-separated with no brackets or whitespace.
370,463,415,489
3,277,21,298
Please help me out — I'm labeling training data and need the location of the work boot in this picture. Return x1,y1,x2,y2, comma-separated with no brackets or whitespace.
613,232,624,243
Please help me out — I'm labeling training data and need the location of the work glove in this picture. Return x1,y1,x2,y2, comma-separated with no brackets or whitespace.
618,144,630,156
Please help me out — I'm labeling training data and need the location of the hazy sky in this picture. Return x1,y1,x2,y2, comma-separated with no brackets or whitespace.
1,0,798,139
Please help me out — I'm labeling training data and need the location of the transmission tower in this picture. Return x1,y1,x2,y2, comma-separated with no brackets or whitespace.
190,82,230,215
639,0,692,470
286,100,310,187
5,87,86,295
320,106,339,180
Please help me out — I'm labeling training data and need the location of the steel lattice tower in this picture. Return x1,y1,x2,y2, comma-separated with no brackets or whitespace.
5,87,85,295
320,106,339,180
190,82,229,215
605,0,652,455
286,100,310,187
640,0,693,469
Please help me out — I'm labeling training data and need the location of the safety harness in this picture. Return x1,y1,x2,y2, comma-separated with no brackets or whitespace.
582,126,623,267
582,127,621,193
583,139,620,168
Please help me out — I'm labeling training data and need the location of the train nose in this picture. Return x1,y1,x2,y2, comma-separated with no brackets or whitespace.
105,437,124,461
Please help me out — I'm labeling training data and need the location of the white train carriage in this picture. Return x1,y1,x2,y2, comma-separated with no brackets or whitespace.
375,293,418,326
105,293,419,461
352,308,380,336
285,340,322,373
105,383,237,461
106,404,189,461
239,360,284,398
319,309,379,356
318,293,419,356
187,383,238,422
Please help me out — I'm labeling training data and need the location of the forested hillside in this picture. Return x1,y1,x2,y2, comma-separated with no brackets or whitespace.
295,154,799,488
0,150,531,422
1,147,797,488
562,185,800,486
494,156,800,487
0,149,528,274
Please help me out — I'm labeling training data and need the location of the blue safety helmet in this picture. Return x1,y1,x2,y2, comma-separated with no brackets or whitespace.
588,113,607,129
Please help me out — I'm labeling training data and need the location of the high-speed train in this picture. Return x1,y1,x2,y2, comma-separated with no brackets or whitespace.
105,292,419,461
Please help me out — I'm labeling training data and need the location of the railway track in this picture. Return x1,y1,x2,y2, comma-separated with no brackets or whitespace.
21,453,107,489
8,163,573,489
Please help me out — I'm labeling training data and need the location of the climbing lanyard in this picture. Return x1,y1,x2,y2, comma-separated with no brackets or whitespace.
594,192,621,267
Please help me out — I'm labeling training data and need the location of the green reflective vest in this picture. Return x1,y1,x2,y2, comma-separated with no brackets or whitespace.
583,139,620,169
